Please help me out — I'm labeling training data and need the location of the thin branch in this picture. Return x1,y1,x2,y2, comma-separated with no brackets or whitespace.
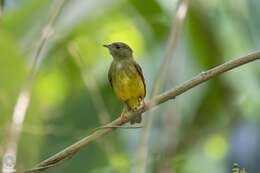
151,0,188,95
24,51,260,173
1,1,65,173
137,0,188,172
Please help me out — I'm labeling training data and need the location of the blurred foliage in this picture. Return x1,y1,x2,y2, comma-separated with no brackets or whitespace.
0,0,260,173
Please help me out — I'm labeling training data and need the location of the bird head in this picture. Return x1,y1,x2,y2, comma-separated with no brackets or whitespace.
104,42,133,60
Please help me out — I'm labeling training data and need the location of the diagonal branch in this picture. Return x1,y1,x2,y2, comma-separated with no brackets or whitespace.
24,51,260,173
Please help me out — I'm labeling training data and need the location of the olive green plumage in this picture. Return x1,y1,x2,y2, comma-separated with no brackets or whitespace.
104,42,146,124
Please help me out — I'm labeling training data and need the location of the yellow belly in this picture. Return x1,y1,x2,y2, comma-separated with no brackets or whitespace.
112,64,145,109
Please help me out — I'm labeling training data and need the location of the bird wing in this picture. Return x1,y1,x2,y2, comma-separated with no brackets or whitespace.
108,64,113,88
133,61,146,97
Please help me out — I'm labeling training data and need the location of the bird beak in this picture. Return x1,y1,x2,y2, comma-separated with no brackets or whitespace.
103,44,111,49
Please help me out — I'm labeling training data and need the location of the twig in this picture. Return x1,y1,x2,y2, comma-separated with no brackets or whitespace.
151,0,188,95
23,51,260,173
137,0,189,172
1,1,65,173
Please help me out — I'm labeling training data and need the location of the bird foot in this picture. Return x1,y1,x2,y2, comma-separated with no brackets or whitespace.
120,112,128,123
137,100,146,110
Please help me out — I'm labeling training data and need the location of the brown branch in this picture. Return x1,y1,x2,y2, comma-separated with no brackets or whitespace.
23,51,260,173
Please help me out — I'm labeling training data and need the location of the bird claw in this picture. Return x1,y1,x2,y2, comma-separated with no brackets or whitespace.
120,112,128,123
137,100,146,110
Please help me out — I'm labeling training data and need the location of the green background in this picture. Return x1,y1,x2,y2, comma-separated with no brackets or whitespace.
0,0,260,172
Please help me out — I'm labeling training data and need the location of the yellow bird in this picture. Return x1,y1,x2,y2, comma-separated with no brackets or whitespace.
104,42,146,124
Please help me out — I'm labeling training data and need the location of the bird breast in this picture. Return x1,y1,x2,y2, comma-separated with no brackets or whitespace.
111,60,145,103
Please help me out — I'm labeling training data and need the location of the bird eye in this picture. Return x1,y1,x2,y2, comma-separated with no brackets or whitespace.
115,45,120,49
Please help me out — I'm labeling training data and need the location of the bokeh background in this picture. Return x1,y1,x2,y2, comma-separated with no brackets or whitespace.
0,0,260,173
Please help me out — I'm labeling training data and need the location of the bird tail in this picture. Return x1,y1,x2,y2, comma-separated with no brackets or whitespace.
127,98,143,124
130,113,142,124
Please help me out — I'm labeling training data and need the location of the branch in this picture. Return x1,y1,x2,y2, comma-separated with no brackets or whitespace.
24,51,260,173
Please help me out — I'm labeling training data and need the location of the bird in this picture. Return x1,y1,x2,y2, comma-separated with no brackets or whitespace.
104,42,146,124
